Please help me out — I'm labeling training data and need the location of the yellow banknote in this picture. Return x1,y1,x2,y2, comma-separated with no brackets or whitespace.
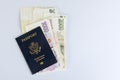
20,7,58,33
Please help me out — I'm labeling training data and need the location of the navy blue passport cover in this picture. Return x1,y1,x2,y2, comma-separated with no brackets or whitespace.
16,27,57,74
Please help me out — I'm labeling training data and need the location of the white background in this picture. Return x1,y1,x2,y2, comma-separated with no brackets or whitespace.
0,0,120,80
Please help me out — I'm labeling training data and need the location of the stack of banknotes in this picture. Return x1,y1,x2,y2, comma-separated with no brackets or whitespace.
20,7,67,73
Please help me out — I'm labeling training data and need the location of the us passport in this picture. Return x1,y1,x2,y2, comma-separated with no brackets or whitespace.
16,27,57,74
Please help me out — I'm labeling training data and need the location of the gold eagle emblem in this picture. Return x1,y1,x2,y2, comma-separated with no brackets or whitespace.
29,42,41,55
